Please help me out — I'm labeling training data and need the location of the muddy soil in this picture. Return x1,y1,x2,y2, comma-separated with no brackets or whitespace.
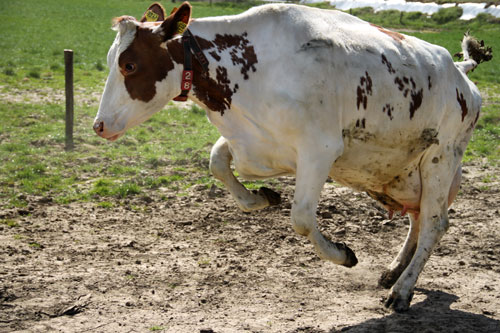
0,162,499,333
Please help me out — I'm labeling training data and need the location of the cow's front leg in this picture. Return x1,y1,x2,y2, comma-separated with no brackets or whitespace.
379,213,420,289
209,136,280,212
291,142,357,267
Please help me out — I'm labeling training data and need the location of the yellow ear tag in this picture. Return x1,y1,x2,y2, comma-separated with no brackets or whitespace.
145,10,159,22
176,21,187,35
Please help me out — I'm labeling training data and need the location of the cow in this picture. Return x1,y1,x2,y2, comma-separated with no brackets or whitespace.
93,2,491,311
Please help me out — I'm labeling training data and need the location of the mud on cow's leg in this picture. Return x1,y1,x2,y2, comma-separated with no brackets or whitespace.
379,213,420,289
385,151,457,312
209,136,281,212
291,141,358,267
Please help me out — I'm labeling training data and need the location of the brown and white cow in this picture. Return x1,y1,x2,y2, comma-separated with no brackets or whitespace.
94,2,490,311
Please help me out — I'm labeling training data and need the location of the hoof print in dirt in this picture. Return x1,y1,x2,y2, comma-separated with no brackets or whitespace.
259,187,281,206
339,242,358,268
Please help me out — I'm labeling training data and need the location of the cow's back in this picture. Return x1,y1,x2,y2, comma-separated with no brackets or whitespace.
196,4,481,188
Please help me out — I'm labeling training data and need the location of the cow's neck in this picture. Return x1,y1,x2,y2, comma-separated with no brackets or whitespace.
166,19,257,116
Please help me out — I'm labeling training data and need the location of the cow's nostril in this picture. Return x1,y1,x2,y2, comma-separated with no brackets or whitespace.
93,121,104,133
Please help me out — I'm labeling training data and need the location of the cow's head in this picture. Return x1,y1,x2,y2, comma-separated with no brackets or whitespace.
93,2,191,141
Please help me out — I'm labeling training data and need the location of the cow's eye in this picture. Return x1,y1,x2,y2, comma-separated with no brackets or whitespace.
124,63,136,74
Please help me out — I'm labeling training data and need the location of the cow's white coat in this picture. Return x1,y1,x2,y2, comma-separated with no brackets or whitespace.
95,4,483,311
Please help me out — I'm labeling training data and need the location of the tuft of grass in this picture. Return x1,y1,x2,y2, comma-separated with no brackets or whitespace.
1,219,18,228
149,326,165,332
27,70,40,79
97,201,114,209
95,61,105,71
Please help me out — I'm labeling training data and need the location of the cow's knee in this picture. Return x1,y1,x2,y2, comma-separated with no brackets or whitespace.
291,201,314,236
209,137,231,181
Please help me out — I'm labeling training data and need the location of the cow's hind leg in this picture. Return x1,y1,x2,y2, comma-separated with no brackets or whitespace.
385,152,458,312
379,165,461,289
379,213,419,289
209,137,280,212
291,142,358,267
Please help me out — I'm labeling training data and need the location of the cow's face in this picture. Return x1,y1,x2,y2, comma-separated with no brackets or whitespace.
94,3,191,141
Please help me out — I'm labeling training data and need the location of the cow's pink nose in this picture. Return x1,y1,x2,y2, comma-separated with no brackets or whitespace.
93,121,104,136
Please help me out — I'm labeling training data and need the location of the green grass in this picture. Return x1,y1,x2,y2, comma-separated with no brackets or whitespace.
0,1,498,209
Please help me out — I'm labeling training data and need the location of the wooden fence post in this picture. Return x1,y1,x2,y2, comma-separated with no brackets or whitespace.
64,49,74,151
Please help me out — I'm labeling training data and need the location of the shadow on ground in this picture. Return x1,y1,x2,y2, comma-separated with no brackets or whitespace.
292,289,500,333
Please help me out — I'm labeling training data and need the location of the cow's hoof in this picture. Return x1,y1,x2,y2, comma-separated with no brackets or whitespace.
378,270,399,289
384,291,414,312
259,187,281,206
337,242,358,268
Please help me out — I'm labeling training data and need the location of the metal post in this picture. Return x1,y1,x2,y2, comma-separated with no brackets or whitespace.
64,49,74,151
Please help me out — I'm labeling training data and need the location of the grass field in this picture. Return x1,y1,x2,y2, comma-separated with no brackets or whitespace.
0,0,498,209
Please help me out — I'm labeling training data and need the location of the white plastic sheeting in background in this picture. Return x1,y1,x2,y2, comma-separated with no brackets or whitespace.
302,0,500,20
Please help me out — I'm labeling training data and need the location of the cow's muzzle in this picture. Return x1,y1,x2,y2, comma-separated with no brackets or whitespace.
93,120,121,141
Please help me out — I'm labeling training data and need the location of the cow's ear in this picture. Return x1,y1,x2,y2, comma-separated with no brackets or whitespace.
140,2,167,22
112,16,138,35
158,2,191,40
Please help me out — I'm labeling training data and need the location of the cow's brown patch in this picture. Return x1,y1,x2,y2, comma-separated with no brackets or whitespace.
371,24,405,42
381,54,396,74
473,110,480,126
119,27,173,102
209,51,221,61
355,118,366,128
394,75,423,119
356,72,373,110
409,88,423,119
383,104,394,120
166,37,233,115
212,32,258,80
187,32,258,114
456,88,468,122
119,25,258,114
394,77,404,91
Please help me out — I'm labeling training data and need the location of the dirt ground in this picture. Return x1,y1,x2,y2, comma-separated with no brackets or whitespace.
0,161,499,333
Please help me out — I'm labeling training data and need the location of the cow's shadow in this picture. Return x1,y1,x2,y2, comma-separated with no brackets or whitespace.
328,289,499,333
317,289,498,333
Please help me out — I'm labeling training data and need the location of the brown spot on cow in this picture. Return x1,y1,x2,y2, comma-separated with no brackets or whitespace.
168,32,258,115
381,54,396,74
456,88,468,122
383,104,394,120
356,72,373,110
209,51,221,61
394,77,404,91
409,88,423,119
165,37,233,115
119,26,173,102
427,75,432,90
473,110,479,126
355,118,366,128
213,32,257,80
394,75,423,119
370,24,405,42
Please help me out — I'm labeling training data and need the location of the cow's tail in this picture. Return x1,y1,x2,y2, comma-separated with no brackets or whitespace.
454,32,492,75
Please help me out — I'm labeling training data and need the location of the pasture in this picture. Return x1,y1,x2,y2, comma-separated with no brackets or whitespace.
0,1,499,332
